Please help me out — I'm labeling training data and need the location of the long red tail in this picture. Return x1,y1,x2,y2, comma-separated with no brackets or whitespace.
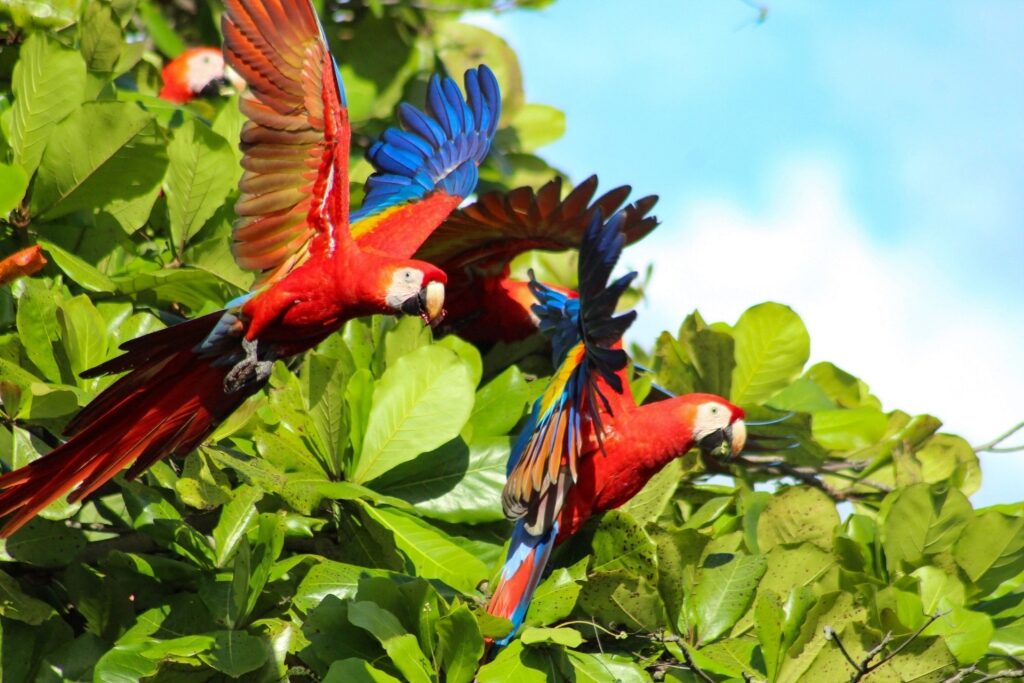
0,313,248,537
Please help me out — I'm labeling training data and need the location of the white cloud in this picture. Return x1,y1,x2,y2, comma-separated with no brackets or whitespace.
624,159,1024,506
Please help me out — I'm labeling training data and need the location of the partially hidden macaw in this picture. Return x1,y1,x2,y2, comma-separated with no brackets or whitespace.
485,209,747,644
412,175,659,345
0,245,47,287
159,46,244,104
0,0,500,537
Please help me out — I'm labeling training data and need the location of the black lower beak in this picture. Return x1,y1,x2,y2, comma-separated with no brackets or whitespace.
197,77,231,98
699,424,735,461
400,288,427,317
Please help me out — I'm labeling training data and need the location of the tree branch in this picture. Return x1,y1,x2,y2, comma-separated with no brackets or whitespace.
974,420,1024,453
828,612,946,682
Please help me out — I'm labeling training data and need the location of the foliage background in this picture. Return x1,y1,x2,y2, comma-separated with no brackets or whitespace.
0,1,1022,681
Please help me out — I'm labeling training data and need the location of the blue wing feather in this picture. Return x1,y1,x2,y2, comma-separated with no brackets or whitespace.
353,65,501,221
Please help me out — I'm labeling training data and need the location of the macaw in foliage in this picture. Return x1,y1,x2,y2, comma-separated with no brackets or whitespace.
0,0,500,536
485,210,747,644
411,175,659,345
159,46,244,103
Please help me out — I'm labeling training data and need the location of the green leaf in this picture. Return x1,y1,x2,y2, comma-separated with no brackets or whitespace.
31,101,168,231
730,302,810,405
323,658,402,683
566,651,650,683
369,436,507,524
437,603,485,683
953,509,1024,596
80,0,123,74
622,459,683,525
212,484,264,567
756,486,839,552
354,345,475,483
520,626,584,648
293,560,394,612
476,639,550,683
347,601,434,683
470,365,531,437
362,504,488,594
57,294,107,379
136,0,185,56
812,407,888,451
1,517,86,567
0,568,55,624
198,631,269,678
508,103,566,152
923,606,994,665
15,278,66,383
165,118,238,254
692,552,767,643
880,483,972,572
9,32,86,175
526,559,587,627
38,240,118,292
0,163,28,216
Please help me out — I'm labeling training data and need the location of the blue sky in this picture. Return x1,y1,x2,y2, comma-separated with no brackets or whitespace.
474,1,1024,505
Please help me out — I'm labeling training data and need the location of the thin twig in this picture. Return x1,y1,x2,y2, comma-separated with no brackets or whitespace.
974,420,1024,453
824,626,861,673
661,635,714,683
970,670,1024,683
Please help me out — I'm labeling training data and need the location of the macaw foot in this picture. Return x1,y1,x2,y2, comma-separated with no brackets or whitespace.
223,338,275,394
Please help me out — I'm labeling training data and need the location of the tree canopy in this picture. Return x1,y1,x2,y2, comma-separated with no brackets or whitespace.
0,1,1021,681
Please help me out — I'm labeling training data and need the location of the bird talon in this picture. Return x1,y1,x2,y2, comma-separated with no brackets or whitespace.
223,339,274,394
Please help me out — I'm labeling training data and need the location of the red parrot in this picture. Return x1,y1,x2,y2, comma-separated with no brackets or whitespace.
158,46,244,104
411,175,659,345
484,209,747,643
0,0,501,536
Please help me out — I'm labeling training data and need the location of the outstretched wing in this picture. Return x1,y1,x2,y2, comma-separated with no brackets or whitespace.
351,67,502,259
416,175,658,276
223,0,351,287
501,210,638,535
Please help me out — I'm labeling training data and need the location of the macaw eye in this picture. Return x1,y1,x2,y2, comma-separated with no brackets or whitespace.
710,406,719,415
403,269,416,282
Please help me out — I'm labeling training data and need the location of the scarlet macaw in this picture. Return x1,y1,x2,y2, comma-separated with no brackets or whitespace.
412,175,659,345
159,46,244,103
0,0,500,536
485,209,747,644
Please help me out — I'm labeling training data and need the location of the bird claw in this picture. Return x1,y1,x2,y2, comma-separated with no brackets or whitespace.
223,338,274,394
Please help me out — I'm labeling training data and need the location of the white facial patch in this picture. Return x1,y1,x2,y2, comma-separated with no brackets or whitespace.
385,268,425,310
186,51,226,93
692,402,733,442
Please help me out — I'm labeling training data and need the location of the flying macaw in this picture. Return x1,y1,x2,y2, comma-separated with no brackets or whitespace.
485,209,747,644
411,175,658,345
0,0,500,536
159,46,244,103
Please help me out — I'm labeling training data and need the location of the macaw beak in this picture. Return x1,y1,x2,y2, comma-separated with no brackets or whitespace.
401,281,446,327
698,419,747,462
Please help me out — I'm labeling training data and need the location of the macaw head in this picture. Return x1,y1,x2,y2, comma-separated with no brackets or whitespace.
682,393,747,461
380,262,448,327
159,47,244,104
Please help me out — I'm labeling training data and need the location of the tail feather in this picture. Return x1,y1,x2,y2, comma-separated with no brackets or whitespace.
0,316,248,537
486,520,557,646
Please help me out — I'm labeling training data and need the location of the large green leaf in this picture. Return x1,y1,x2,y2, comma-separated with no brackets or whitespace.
362,504,488,594
347,601,434,683
354,345,475,484
755,486,838,552
31,101,168,230
369,436,508,524
880,483,972,572
0,163,28,216
9,32,86,175
692,552,767,644
730,302,810,405
437,602,485,683
953,509,1024,596
165,118,238,254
